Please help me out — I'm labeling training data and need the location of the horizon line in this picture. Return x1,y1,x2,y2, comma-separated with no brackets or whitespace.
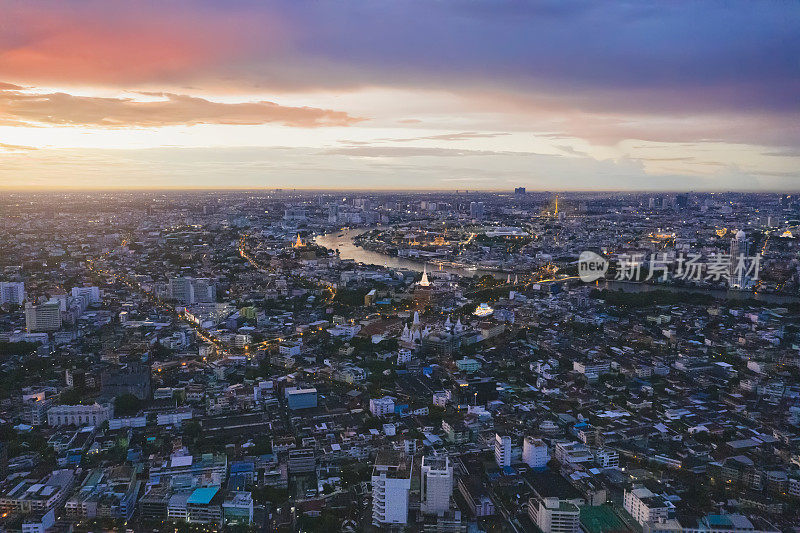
0,187,796,194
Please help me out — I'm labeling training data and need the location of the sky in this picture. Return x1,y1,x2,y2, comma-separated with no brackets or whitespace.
0,0,798,191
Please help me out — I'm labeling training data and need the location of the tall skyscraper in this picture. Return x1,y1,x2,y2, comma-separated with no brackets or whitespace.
729,230,750,289
168,277,194,303
420,455,453,516
168,277,216,304
494,434,512,468
469,201,484,220
372,450,412,527
25,299,62,332
0,282,25,305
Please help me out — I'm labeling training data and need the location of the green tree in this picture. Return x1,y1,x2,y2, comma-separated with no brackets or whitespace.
114,394,143,417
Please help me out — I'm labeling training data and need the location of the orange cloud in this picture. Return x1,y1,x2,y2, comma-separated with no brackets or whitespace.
0,2,269,86
0,86,362,127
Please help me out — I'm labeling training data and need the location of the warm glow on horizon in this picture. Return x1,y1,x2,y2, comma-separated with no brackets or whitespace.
0,1,797,191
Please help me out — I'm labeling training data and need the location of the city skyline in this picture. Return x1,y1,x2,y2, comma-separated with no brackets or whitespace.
1,0,799,191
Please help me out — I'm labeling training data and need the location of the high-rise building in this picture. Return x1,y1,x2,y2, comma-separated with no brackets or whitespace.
25,299,62,332
729,230,750,289
514,187,526,196
624,487,673,526
168,277,194,303
328,204,339,224
372,450,412,527
494,434,512,468
469,201,484,220
528,497,580,533
522,437,550,469
168,277,216,304
420,455,453,516
71,286,101,306
0,281,25,305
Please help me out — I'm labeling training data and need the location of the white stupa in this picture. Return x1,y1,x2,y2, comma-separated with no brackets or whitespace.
419,264,431,287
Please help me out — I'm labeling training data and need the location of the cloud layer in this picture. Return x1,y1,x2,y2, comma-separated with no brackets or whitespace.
0,1,797,190
0,86,361,127
2,1,797,114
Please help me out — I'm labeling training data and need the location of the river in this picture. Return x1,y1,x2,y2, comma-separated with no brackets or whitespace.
316,229,799,304
314,228,506,279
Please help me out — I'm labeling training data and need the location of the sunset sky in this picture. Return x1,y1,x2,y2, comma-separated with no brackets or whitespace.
1,0,798,190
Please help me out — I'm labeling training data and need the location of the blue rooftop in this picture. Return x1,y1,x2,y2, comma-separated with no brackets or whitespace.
187,486,219,505
706,515,733,527
230,461,255,473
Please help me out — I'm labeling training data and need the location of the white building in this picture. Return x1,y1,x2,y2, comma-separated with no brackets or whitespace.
168,277,216,304
420,456,453,516
522,437,550,469
370,396,395,417
222,491,253,525
572,360,611,380
0,281,25,305
397,348,412,365
0,470,75,516
25,299,62,332
47,403,113,426
528,497,580,533
157,407,193,427
279,341,302,357
494,434,512,468
554,441,594,465
432,391,449,408
594,448,619,468
372,451,412,527
70,286,101,305
167,492,190,521
624,487,673,526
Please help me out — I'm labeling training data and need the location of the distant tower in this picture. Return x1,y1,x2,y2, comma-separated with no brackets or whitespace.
554,195,558,217
469,201,484,220
729,230,749,289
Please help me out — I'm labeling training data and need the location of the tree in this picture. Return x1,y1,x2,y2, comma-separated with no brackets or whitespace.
60,387,88,405
114,394,143,417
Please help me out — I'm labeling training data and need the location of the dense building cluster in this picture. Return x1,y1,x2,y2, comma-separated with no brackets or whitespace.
0,190,798,532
